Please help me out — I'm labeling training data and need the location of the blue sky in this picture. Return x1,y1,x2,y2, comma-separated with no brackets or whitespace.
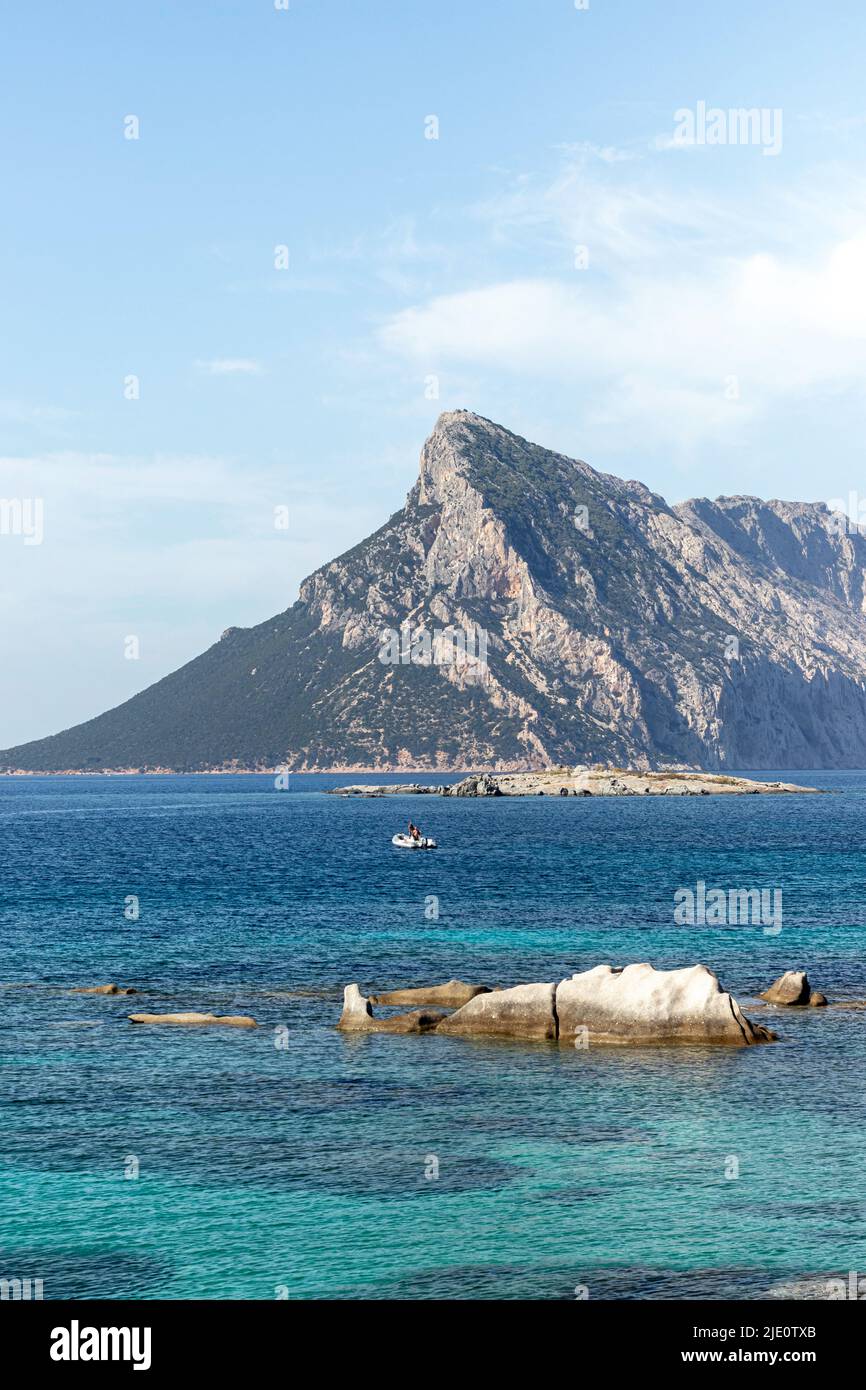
3,0,866,744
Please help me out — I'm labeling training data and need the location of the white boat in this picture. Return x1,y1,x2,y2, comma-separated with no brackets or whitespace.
392,833,437,849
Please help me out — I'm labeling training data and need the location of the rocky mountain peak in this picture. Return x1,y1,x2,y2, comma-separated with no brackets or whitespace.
417,409,509,505
5,414,866,773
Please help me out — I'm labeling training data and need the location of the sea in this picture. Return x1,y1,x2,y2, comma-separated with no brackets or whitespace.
1,770,865,1301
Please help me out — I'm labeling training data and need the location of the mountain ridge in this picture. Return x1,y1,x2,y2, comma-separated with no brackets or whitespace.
4,409,866,772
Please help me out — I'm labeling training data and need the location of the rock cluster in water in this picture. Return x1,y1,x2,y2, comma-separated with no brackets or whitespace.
339,963,777,1046
55,964,847,1048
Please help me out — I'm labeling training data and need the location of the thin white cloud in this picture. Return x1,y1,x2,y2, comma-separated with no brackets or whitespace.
376,141,866,453
0,400,82,439
379,230,866,451
650,132,703,152
193,358,263,375
470,147,755,267
553,140,636,165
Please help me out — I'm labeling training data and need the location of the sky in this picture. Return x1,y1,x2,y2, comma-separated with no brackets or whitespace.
2,0,866,745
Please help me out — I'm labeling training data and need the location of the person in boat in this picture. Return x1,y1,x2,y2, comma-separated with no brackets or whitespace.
408,821,422,843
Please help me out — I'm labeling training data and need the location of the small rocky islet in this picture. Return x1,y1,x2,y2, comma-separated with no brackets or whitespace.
330,767,821,798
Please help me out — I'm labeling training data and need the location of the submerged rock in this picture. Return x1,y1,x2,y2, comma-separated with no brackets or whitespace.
71,983,137,995
556,963,775,1045
370,979,491,1007
765,1277,840,1300
760,970,827,1006
128,1011,256,1027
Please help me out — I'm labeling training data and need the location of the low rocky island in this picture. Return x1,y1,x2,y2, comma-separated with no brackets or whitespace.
330,768,821,798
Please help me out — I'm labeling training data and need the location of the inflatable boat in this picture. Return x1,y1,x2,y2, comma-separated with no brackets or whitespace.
392,833,437,849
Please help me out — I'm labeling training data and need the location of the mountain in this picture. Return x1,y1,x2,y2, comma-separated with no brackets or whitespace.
5,409,866,772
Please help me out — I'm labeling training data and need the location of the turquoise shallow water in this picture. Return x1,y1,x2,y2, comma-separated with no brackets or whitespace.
1,770,865,1300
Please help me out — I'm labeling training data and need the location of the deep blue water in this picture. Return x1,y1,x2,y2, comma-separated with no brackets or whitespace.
2,770,866,1300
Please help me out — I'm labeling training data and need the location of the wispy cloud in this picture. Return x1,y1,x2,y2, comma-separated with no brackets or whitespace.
378,143,866,454
0,400,81,439
382,231,866,450
469,144,754,266
193,358,263,375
